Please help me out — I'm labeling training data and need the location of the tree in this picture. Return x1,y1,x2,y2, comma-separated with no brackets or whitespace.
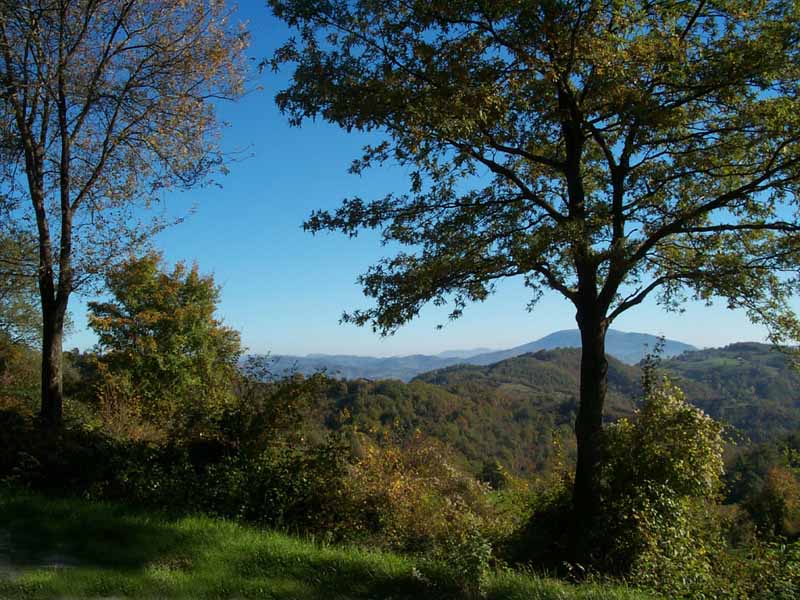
88,252,242,425
0,231,40,402
0,0,248,426
0,227,43,406
0,231,39,347
269,0,800,556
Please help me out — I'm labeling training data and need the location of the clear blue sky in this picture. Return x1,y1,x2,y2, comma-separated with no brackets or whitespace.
66,4,774,357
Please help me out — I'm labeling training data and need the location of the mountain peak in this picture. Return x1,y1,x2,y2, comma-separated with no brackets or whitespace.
464,329,695,367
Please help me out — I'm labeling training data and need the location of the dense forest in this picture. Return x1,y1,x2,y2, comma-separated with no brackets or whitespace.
303,344,800,477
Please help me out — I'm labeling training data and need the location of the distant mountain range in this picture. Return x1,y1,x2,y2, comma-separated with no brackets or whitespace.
262,329,696,381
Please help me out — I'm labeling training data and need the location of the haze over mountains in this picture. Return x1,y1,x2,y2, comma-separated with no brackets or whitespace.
266,329,697,381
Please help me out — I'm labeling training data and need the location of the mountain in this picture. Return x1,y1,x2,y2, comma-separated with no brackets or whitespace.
265,353,457,381
310,343,799,475
265,329,695,381
435,347,493,359
465,329,695,366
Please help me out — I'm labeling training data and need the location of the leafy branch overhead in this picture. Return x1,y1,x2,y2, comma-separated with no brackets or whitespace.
272,0,800,337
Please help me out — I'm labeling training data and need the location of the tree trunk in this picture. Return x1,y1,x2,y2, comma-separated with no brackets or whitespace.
570,310,609,562
40,299,66,427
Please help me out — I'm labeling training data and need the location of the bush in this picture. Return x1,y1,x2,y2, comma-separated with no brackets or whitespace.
0,368,355,539
597,376,725,594
330,432,506,595
0,337,39,410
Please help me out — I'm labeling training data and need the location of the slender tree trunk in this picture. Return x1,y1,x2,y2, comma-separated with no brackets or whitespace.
40,297,67,427
38,4,72,429
570,307,609,562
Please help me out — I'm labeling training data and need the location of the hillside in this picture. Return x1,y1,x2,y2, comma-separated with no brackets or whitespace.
660,342,800,441
312,344,799,475
315,349,642,475
267,329,695,381
413,348,642,420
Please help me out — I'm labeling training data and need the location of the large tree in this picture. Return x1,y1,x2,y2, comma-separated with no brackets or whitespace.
269,0,800,556
0,0,247,426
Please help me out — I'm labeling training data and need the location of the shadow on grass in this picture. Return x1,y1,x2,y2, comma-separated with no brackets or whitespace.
0,491,196,572
0,490,436,599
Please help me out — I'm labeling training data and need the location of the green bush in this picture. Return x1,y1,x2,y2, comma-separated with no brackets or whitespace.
598,376,725,594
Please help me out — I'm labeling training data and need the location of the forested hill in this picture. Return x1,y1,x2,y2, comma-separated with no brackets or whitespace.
660,342,800,442
415,342,800,443
315,350,643,475
314,344,800,475
413,348,642,421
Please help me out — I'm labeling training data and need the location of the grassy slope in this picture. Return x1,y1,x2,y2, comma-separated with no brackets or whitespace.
0,490,653,600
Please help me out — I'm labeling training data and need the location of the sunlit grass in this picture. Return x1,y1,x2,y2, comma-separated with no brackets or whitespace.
0,490,654,599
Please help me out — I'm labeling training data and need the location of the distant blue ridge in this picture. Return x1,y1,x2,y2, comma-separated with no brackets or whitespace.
247,329,696,381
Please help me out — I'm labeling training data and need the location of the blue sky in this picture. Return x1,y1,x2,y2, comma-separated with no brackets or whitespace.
66,3,774,357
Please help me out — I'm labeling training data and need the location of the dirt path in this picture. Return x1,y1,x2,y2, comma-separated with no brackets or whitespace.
0,529,19,577
0,529,80,577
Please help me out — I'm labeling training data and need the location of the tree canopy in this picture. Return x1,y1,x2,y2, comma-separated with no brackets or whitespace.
0,232,39,347
272,0,800,335
269,0,800,557
88,252,242,422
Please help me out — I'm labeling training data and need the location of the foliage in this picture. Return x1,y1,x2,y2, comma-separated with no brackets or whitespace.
0,233,40,347
346,433,497,542
3,347,799,598
0,341,39,410
0,233,42,408
0,0,248,424
314,349,640,476
88,252,242,427
704,535,800,600
271,0,800,338
744,466,800,539
304,345,800,482
663,343,800,441
728,432,800,540
599,377,724,594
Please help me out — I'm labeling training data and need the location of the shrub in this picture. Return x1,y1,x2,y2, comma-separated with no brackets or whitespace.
598,376,725,595
332,432,505,595
707,535,800,599
0,338,38,410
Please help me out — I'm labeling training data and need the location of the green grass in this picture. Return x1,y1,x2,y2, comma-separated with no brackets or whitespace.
0,489,654,599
